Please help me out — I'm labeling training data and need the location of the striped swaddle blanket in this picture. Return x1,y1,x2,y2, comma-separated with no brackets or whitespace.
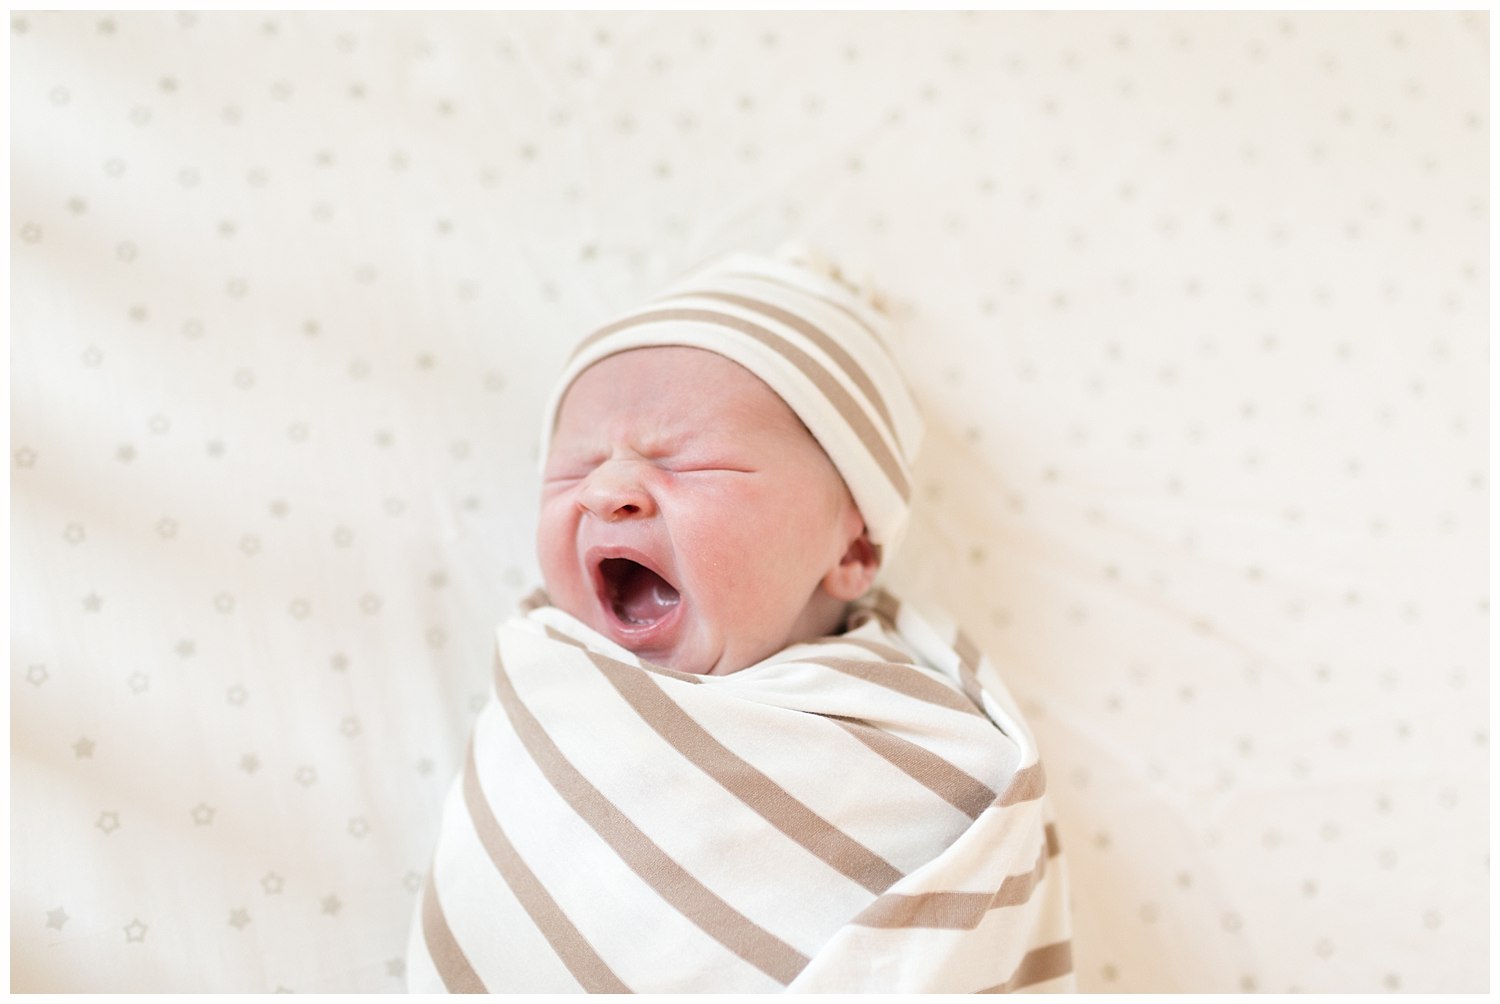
407,589,1074,993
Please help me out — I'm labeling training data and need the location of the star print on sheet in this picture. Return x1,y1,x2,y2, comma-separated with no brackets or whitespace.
5,10,1486,994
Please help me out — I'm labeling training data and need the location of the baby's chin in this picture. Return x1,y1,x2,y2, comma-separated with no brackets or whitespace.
591,612,741,677
656,636,791,678
626,634,730,677
545,583,789,677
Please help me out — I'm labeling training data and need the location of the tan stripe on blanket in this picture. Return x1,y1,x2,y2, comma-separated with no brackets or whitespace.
872,587,903,624
952,628,987,709
829,716,997,819
493,653,811,985
586,651,904,896
953,628,983,673
816,634,915,665
998,762,1047,807
421,861,486,993
461,740,628,992
803,655,983,716
854,835,1058,930
979,940,1075,993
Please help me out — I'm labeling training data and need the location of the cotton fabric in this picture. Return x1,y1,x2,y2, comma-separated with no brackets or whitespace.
408,589,1073,993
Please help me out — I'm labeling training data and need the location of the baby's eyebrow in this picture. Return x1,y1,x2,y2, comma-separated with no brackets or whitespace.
635,424,705,457
543,434,609,463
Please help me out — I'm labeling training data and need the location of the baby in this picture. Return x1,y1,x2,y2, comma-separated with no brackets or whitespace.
538,344,876,677
407,247,1074,993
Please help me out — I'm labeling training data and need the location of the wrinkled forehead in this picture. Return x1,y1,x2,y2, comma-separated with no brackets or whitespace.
552,345,811,440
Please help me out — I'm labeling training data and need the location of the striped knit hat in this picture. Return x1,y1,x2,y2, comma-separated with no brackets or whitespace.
541,244,924,556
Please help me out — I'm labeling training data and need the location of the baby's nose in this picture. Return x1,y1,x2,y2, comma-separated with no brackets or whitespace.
576,462,657,521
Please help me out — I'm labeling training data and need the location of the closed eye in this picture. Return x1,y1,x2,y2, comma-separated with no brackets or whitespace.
669,464,756,474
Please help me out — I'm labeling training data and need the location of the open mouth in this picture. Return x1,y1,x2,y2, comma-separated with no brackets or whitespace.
598,557,681,629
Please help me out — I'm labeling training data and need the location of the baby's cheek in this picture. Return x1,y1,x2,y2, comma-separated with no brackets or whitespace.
535,511,582,594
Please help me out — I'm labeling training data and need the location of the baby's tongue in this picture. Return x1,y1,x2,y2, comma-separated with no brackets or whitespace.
617,562,681,624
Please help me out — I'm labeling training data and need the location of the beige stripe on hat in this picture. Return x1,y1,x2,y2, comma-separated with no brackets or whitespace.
541,243,925,555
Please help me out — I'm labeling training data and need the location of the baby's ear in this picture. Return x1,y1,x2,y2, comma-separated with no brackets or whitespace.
822,527,880,601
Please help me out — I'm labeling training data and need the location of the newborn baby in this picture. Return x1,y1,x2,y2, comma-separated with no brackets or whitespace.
539,345,877,677
407,246,1074,993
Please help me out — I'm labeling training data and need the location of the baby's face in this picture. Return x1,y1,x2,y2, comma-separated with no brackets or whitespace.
538,346,873,676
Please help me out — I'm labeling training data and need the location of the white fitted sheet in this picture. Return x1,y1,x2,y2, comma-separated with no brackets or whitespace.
9,10,1488,992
